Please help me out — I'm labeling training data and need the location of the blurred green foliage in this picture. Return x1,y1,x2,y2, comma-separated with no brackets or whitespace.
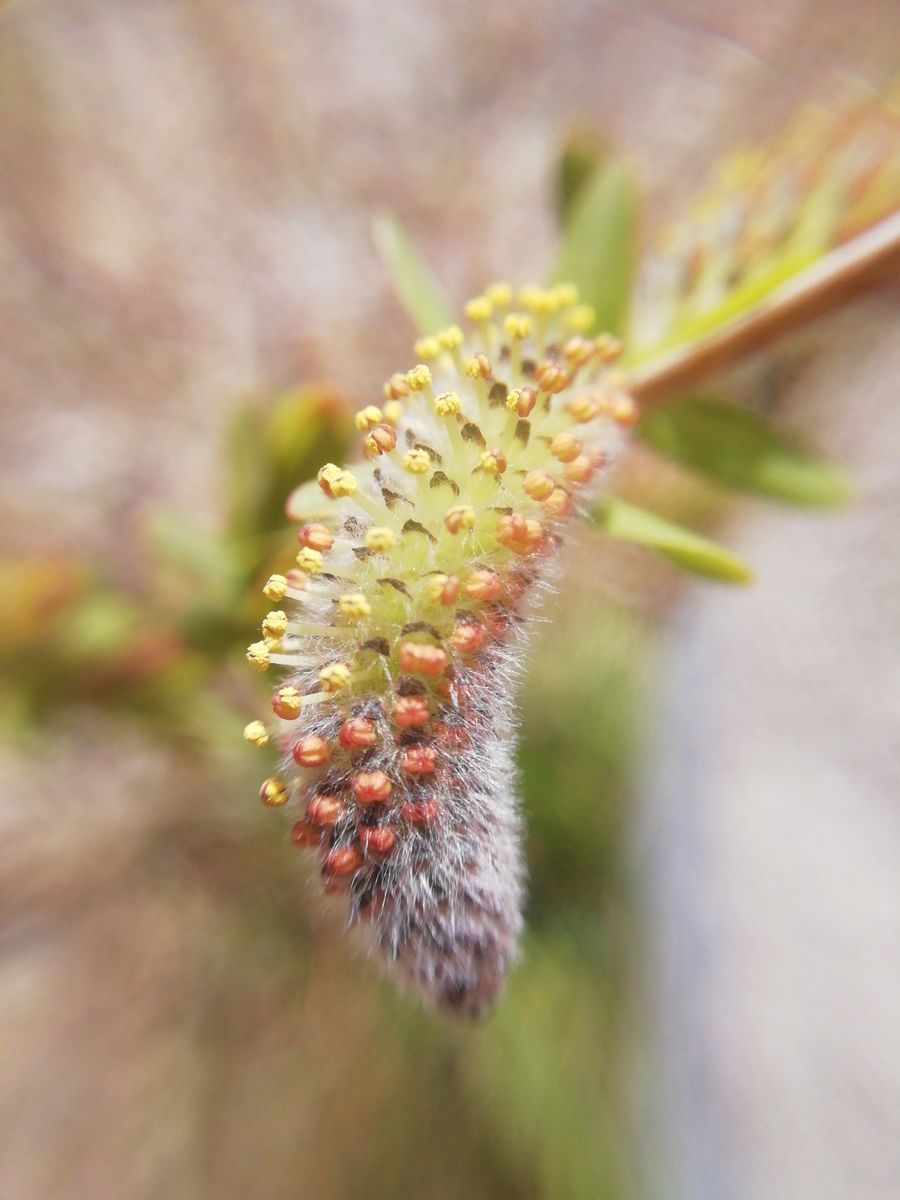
553,157,637,337
638,394,850,506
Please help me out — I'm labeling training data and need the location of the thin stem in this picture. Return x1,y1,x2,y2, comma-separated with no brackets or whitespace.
627,210,900,406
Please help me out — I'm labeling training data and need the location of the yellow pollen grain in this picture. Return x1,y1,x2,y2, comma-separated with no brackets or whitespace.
262,610,288,640
339,592,372,619
485,281,512,307
464,295,493,322
260,777,289,806
295,547,324,574
382,399,403,425
317,463,358,498
354,405,383,430
406,364,432,392
365,526,396,552
403,448,431,474
552,282,579,307
246,641,270,671
437,325,463,350
383,373,410,400
243,720,270,748
517,284,544,311
423,574,451,602
444,504,476,533
479,449,506,475
595,334,623,363
319,662,352,692
503,312,531,339
263,574,287,602
434,391,461,417
464,354,491,379
413,336,441,360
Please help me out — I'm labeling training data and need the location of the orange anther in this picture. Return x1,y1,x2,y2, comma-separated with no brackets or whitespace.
400,744,438,775
292,736,331,767
338,717,378,749
352,770,393,804
393,695,430,728
298,523,334,552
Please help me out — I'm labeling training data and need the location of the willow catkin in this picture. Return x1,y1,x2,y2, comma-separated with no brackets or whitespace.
244,283,635,1016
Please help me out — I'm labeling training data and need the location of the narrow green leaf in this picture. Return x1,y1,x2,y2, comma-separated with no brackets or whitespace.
373,212,454,335
638,396,850,506
555,129,606,227
594,497,753,583
554,160,637,335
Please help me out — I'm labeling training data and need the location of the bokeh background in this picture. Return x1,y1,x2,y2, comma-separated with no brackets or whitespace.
1,3,898,1198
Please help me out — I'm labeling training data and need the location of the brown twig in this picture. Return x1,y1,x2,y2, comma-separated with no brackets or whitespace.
628,210,900,405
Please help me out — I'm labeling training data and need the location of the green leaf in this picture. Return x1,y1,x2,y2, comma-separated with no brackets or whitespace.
555,129,606,227
594,497,753,583
226,385,352,542
372,212,454,335
554,160,637,335
638,396,850,506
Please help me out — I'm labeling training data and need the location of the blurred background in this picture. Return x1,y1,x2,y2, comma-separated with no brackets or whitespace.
1,2,898,1198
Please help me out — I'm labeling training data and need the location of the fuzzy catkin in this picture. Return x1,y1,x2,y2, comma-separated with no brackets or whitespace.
245,284,634,1015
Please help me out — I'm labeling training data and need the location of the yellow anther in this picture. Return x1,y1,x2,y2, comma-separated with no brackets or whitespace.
295,546,323,574
243,720,270,748
464,295,493,322
594,333,623,363
423,573,448,601
423,573,460,604
365,526,396,552
532,289,560,316
522,470,556,501
479,448,507,475
413,335,441,360
503,312,532,339
535,361,570,394
437,325,464,350
485,281,512,307
272,686,303,719
382,399,403,426
383,373,410,401
319,662,352,692
406,364,432,392
354,404,383,430
364,424,397,457
259,777,289,807
507,386,537,417
403,447,431,474
563,335,596,367
317,463,358,498
246,641,270,672
263,574,287,602
444,504,476,533
566,303,596,332
434,391,462,417
567,393,603,422
518,284,544,311
463,353,491,379
612,393,638,427
552,282,579,307
339,592,372,619
262,610,288,641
